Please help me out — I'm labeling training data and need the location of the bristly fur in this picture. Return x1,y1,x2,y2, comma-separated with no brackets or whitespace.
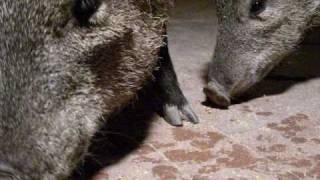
205,0,320,106
0,0,174,179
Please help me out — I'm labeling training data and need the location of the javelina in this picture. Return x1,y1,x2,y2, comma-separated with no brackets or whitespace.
205,0,320,107
0,0,198,179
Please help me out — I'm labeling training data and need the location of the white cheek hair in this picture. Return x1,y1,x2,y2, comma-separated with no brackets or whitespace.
88,2,109,24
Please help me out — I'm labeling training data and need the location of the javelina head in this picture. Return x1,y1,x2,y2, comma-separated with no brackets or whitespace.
0,0,164,179
205,0,320,106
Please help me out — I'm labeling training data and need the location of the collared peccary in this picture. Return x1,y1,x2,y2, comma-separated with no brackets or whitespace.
0,0,198,179
204,0,320,107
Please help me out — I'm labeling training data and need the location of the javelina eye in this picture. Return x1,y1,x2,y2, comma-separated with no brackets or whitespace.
250,0,267,16
73,0,102,26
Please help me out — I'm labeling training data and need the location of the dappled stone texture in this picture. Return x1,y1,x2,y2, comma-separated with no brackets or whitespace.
215,144,258,168
88,0,320,179
231,114,320,179
308,162,320,177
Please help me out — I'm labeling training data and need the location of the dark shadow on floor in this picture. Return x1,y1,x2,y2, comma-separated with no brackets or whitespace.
201,99,229,110
71,85,162,179
234,44,320,104
233,77,317,104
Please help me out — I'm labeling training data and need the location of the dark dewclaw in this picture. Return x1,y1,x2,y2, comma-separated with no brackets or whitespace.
155,37,199,126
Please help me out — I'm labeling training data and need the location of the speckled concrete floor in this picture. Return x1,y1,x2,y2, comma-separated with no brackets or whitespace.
73,0,320,179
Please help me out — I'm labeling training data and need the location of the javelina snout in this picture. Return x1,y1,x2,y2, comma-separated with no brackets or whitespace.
205,0,320,106
0,0,171,179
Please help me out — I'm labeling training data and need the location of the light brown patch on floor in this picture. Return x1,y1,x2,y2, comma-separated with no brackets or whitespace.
267,114,309,138
257,144,287,153
308,162,320,178
198,165,219,174
256,112,273,116
269,144,287,152
191,132,224,150
164,149,213,163
311,138,320,144
191,140,216,150
216,145,258,168
132,156,161,164
152,165,179,180
192,175,211,180
135,144,155,155
172,128,203,141
278,172,301,180
151,141,176,149
291,137,308,144
240,105,253,113
289,159,312,168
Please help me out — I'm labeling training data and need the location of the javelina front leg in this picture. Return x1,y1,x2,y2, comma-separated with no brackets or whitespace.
154,37,199,126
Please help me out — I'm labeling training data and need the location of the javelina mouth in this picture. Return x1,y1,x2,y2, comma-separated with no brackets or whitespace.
204,81,231,107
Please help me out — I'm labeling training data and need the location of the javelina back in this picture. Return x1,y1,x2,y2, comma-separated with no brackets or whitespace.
205,0,320,106
0,0,183,179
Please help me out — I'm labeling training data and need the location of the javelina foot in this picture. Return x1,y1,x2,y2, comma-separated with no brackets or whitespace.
204,81,231,107
155,36,199,126
163,100,199,126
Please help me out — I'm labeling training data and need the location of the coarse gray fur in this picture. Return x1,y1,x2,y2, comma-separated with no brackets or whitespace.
0,0,175,179
205,0,320,106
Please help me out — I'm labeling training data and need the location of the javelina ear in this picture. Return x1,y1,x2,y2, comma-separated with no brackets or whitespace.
73,0,102,26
